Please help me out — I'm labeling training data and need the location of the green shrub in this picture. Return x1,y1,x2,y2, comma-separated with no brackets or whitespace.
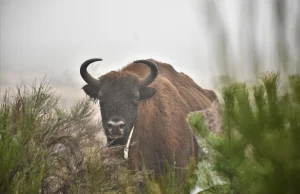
188,72,300,194
0,80,55,194
0,79,140,194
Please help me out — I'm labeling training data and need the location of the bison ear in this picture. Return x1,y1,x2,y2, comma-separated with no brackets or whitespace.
82,85,99,99
140,87,156,100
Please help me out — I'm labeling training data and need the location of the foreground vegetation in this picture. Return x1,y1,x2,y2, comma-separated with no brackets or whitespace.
0,80,195,194
1,72,299,193
0,80,142,194
189,72,300,193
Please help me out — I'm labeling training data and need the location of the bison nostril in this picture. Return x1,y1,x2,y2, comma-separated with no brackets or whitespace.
119,123,125,128
107,122,113,128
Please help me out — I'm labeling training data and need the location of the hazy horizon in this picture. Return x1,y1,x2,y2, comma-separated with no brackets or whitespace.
1,0,299,107
1,0,219,106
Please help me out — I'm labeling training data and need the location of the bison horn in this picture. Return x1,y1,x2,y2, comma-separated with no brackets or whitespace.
80,58,102,88
134,60,158,87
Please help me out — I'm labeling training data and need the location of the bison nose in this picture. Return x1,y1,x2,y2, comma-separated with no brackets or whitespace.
107,119,126,135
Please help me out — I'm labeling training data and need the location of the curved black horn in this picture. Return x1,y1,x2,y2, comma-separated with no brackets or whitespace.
80,58,102,87
134,60,158,87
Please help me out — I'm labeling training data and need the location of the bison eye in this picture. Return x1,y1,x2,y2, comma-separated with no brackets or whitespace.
98,91,104,102
98,96,104,103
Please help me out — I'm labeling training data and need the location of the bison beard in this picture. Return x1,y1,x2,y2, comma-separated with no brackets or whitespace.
80,58,218,178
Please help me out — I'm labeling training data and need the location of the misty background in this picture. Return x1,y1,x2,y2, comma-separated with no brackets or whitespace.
1,0,299,107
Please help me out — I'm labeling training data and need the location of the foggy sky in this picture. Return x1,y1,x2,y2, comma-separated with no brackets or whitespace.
1,0,299,106
1,0,217,106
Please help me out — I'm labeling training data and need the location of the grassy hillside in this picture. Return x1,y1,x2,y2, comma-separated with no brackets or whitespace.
2,71,299,194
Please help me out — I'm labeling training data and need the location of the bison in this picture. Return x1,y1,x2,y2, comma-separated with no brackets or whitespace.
80,58,217,176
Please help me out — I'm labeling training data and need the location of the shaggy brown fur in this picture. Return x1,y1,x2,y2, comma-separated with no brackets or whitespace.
81,58,218,176
116,59,217,173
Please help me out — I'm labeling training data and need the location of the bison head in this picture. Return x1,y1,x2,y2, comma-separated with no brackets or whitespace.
80,58,158,146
